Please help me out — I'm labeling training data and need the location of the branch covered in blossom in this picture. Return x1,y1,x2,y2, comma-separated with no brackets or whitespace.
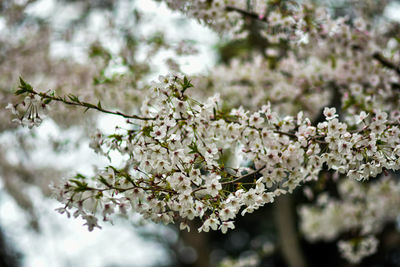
9,74,400,239
6,0,400,264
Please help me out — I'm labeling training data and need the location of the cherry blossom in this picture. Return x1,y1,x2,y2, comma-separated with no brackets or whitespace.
6,1,400,264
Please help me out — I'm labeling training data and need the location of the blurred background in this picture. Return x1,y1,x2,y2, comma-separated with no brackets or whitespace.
1,0,400,266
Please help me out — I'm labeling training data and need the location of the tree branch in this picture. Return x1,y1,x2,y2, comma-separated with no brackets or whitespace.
29,88,154,121
372,52,400,75
191,165,266,194
225,5,267,22
220,165,266,185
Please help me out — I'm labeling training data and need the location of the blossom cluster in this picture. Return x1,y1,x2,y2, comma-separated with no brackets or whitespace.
185,3,400,127
338,236,379,264
161,0,245,33
161,0,321,43
192,55,332,119
40,74,400,235
6,0,400,264
299,178,400,262
6,94,49,129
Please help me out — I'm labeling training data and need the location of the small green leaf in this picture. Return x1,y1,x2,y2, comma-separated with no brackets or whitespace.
98,176,111,187
15,89,26,95
95,191,103,199
19,77,26,87
19,77,33,91
74,173,86,179
376,139,386,145
188,142,199,154
181,76,193,92
142,126,152,137
330,55,337,69
70,179,88,192
68,94,80,103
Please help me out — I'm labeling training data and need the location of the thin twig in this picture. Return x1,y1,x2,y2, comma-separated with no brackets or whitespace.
225,5,267,22
221,165,266,185
32,90,155,121
274,130,297,138
191,166,266,194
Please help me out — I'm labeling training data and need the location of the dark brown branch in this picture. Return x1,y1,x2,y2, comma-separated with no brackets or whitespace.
225,5,267,22
373,52,400,75
274,130,297,138
191,165,266,194
220,165,266,185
